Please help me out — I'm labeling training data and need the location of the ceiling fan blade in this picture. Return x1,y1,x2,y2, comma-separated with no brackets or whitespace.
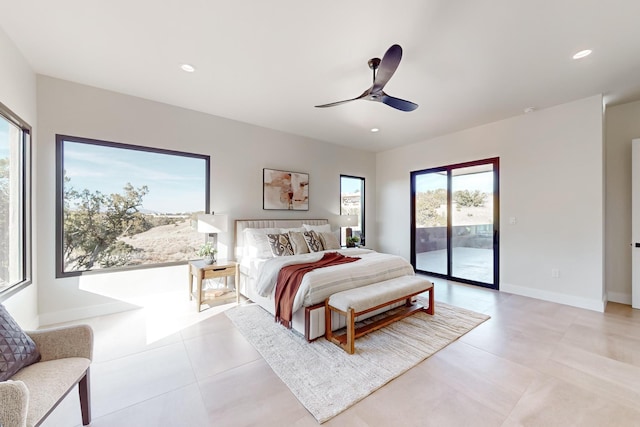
315,99,357,108
315,89,370,108
372,44,402,93
380,93,419,111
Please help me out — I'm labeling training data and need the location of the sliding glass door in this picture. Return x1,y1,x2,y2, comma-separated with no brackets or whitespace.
411,158,499,289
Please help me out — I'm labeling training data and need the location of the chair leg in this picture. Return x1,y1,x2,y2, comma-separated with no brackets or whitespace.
79,368,92,426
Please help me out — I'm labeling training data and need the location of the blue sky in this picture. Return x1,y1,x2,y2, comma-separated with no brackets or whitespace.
64,141,207,213
0,119,10,157
341,176,363,193
416,170,494,193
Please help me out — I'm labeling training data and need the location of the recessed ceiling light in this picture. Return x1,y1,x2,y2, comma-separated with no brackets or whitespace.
370,128,379,133
181,64,196,72
524,107,535,113
572,49,592,60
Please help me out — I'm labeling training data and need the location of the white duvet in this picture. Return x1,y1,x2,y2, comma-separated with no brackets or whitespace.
254,249,415,313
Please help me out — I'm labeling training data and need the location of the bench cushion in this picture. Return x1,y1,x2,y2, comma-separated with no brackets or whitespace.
328,275,433,313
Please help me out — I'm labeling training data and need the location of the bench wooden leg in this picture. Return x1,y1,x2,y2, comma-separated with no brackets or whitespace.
324,301,333,341
346,308,355,355
79,368,91,426
426,286,434,315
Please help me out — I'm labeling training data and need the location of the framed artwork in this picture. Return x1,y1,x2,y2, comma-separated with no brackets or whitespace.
263,168,309,210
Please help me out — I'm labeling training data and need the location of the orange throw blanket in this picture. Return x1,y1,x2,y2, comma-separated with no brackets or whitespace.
274,252,360,328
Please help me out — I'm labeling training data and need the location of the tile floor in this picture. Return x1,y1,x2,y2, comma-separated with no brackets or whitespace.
41,277,640,427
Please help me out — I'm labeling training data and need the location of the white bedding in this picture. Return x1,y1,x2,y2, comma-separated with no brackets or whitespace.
251,248,415,313
234,219,417,340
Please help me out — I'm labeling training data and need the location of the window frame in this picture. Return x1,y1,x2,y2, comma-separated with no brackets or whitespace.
410,157,500,289
339,174,365,246
55,134,210,278
0,101,32,302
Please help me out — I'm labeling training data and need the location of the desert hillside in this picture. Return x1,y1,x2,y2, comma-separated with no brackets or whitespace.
120,218,203,265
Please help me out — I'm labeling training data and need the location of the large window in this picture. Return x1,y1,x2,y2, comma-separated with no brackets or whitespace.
0,102,32,300
56,135,210,277
340,175,365,246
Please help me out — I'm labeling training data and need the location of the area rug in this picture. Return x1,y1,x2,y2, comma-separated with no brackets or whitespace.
225,297,490,423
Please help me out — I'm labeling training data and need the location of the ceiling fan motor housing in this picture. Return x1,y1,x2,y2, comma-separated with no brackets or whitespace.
368,57,381,70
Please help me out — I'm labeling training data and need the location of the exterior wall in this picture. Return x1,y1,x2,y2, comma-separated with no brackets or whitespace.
376,95,605,311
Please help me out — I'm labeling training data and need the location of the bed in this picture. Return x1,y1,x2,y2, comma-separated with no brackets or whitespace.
235,219,416,340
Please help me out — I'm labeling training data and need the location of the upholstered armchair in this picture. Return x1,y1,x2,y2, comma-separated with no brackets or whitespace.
0,324,93,427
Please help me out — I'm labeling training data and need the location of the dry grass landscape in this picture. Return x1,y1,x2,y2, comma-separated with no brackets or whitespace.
120,217,203,265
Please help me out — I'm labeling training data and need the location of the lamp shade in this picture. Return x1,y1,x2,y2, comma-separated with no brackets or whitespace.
337,214,358,227
197,214,228,233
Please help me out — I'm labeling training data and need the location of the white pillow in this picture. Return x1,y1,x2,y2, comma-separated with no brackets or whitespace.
303,223,331,233
243,228,281,258
280,227,306,233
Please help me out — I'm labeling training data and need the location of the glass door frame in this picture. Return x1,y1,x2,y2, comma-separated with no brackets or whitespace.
410,157,500,289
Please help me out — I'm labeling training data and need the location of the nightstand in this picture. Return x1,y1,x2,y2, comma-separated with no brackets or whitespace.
188,259,239,311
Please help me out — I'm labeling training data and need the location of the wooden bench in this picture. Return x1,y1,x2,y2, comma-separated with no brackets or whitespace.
325,275,434,354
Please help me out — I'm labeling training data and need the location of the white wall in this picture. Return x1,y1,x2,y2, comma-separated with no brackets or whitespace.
0,26,38,327
604,99,640,304
376,95,605,311
36,75,376,324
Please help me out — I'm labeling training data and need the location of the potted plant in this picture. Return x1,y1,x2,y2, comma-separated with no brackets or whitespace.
346,235,360,248
197,241,217,264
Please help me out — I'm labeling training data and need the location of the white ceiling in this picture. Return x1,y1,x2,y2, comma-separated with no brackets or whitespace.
2,1,640,152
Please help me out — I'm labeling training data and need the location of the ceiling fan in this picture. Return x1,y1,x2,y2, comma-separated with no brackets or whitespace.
315,44,418,112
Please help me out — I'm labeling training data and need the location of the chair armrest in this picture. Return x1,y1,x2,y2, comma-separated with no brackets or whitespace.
26,324,93,362
0,380,29,427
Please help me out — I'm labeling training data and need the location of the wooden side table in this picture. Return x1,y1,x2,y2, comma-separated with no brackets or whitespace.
188,259,239,311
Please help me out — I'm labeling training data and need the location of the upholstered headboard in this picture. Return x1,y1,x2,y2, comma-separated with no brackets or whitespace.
234,218,329,260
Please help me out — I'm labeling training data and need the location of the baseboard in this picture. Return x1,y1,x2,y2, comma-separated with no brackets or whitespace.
501,282,606,312
38,301,139,327
605,291,632,305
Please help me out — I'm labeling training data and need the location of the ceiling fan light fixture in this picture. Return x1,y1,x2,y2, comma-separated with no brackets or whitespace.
181,63,196,72
572,49,592,59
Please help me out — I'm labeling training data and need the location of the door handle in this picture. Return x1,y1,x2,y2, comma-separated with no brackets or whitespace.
636,243,640,248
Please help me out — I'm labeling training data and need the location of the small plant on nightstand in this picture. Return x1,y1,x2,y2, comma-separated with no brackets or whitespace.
346,236,360,248
197,242,217,264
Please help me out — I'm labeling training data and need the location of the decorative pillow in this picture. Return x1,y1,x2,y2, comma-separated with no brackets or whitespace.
0,304,41,381
288,231,310,254
267,233,294,256
303,223,332,233
319,231,341,250
303,230,324,252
